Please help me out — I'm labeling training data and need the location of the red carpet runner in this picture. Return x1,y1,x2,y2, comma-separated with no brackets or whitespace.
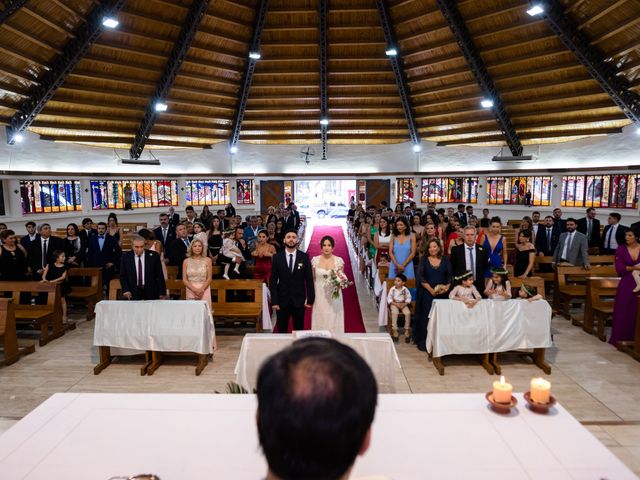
275,225,366,333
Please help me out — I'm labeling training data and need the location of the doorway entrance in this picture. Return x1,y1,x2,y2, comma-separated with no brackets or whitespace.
295,180,355,224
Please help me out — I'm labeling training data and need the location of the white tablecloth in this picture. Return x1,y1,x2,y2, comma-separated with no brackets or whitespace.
377,280,389,326
426,299,552,358
235,333,401,393
0,393,634,479
261,283,272,330
93,300,215,355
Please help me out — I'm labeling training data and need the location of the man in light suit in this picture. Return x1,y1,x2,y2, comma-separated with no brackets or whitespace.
120,236,166,300
576,207,601,249
553,218,590,269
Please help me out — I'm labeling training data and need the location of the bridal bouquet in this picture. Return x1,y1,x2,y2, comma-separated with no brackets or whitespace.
323,269,353,299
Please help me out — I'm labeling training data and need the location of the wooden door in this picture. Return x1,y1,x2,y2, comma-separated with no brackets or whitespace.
260,181,284,214
365,179,390,208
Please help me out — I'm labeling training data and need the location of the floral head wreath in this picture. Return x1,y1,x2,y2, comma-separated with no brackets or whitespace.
454,271,473,282
522,284,537,297
491,267,509,276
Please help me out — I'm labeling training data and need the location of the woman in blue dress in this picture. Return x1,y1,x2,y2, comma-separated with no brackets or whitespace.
414,239,451,351
388,217,416,280
482,217,507,284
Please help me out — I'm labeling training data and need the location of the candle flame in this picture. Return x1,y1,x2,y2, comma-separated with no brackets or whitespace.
535,377,544,386
500,375,505,384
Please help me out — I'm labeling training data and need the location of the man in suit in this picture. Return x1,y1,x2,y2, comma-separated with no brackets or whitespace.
535,216,559,256
216,209,229,230
270,229,315,333
167,223,192,278
601,212,628,254
78,217,97,246
282,207,296,231
450,226,490,296
454,203,468,227
86,222,121,287
552,208,566,234
631,218,640,233
153,213,176,249
19,221,39,249
576,207,601,248
168,207,180,229
27,223,66,280
465,205,477,224
243,216,264,252
553,218,590,269
120,236,166,300
531,211,541,239
290,203,302,230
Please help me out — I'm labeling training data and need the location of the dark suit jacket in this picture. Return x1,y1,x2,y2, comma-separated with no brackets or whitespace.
169,213,180,229
576,217,601,248
28,235,66,277
631,221,640,233
19,233,40,249
535,226,559,256
283,216,296,231
450,243,489,296
79,228,97,244
454,211,468,227
601,224,628,251
153,226,176,248
167,236,192,278
293,210,301,229
269,249,314,308
119,249,166,300
86,235,121,269
554,218,566,234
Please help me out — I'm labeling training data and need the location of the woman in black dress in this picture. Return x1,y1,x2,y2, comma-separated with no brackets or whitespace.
274,219,285,247
65,223,84,267
207,216,223,263
514,230,536,278
0,230,29,281
43,250,70,322
414,239,451,351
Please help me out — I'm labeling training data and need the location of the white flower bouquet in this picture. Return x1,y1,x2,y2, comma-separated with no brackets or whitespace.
323,269,353,299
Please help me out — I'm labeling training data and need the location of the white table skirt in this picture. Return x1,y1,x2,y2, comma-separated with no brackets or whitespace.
0,393,635,480
377,281,389,326
93,300,215,355
261,283,272,330
235,333,401,393
426,299,552,358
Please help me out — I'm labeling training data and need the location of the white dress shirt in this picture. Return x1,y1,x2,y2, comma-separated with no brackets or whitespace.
561,231,575,261
285,248,297,272
605,224,619,250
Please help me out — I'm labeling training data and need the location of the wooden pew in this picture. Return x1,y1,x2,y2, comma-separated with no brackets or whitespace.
616,297,640,363
210,279,263,332
0,282,71,346
575,277,620,342
384,278,416,338
66,267,103,320
109,278,185,300
533,256,555,287
166,265,179,280
553,265,617,320
0,299,35,367
509,276,546,298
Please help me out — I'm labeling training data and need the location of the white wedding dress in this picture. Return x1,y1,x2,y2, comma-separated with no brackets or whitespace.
311,255,345,335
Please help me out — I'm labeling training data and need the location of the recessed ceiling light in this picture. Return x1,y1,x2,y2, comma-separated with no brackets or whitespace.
636,126,640,136
13,133,23,143
102,16,119,28
320,118,329,126
230,145,238,154
154,102,168,112
526,4,544,16
249,52,261,60
385,48,398,56
481,99,494,108
413,144,422,153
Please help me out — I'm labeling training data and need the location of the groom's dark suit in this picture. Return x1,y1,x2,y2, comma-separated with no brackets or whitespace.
269,248,315,333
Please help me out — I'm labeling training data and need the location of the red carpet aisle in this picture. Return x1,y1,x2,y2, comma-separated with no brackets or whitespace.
275,225,366,333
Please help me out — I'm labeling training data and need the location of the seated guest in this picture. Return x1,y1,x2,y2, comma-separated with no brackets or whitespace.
450,225,489,296
577,207,601,248
0,230,29,281
167,223,192,278
119,235,166,301
28,223,66,280
387,273,412,342
602,212,627,255
153,213,176,248
42,250,70,321
518,284,543,302
19,221,39,249
449,271,481,308
78,217,97,246
514,230,536,278
552,218,590,269
86,222,121,288
535,216,559,257
256,337,377,480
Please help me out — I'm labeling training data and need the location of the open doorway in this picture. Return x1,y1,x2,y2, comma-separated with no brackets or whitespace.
295,180,355,225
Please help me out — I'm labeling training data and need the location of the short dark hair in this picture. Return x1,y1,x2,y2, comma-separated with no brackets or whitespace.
586,207,596,214
82,217,92,225
185,206,194,212
257,338,377,480
159,213,168,219
532,211,540,216
284,228,298,236
320,235,335,247
97,222,107,228
490,216,502,225
25,221,36,228
610,212,621,221
0,229,14,240
396,273,407,282
566,217,577,224
393,217,410,236
458,203,465,209
52,250,65,261
544,215,554,221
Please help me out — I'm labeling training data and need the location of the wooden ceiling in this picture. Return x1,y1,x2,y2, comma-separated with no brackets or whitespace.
0,0,638,154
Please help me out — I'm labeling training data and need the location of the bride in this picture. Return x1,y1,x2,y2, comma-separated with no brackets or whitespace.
311,235,345,334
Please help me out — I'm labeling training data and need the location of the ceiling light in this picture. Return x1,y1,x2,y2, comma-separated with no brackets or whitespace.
385,48,398,56
636,127,640,136
320,118,329,126
102,16,119,28
154,102,168,112
249,52,261,60
230,145,238,154
12,133,23,143
526,4,544,16
413,144,422,153
481,99,494,108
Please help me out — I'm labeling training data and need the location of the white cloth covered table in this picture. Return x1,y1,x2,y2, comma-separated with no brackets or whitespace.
0,393,635,479
93,300,215,355
235,333,401,393
426,299,552,358
261,283,272,330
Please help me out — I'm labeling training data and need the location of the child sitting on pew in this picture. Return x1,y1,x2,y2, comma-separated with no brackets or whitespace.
484,267,512,300
42,250,70,322
386,273,412,343
518,284,543,302
449,271,481,308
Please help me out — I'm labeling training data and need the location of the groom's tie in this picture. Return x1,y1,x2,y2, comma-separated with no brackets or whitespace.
288,253,293,273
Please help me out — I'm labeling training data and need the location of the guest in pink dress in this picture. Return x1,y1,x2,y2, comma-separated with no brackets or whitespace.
610,229,640,346
182,239,213,307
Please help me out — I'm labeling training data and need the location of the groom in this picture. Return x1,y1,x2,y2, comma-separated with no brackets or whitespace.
270,229,315,333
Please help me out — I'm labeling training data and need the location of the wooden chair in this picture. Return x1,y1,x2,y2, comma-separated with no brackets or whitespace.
66,267,103,320
0,298,35,367
378,264,389,283
384,278,416,335
576,277,620,342
0,281,69,346
166,265,179,280
553,265,616,320
533,256,555,287
210,279,263,332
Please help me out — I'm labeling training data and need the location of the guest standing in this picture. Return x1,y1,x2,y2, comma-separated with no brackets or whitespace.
182,239,213,308
106,213,120,243
514,230,536,278
28,223,66,281
207,216,224,260
373,217,391,264
153,213,176,249
86,222,121,288
388,217,416,280
535,216,559,257
64,223,84,267
577,207,601,249
602,213,628,255
119,236,166,301
414,239,451,351
199,205,214,230
483,217,507,281
167,224,192,278
552,218,590,269
610,229,640,346
19,221,39,249
253,231,276,283
450,226,489,296
0,230,29,281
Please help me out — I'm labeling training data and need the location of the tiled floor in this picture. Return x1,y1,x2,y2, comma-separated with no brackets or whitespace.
1,224,640,476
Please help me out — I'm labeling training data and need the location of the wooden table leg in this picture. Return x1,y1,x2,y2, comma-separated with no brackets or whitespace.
195,354,208,376
146,351,162,375
489,353,501,375
94,346,112,374
481,354,495,375
533,348,552,374
432,356,445,376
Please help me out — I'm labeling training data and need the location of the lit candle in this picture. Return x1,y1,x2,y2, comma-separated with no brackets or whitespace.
492,375,513,404
530,377,551,404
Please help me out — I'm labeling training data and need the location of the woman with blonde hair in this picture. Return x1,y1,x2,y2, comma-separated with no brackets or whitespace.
182,239,212,306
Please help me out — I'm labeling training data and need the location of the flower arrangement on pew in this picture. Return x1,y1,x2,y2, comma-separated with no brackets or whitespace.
323,269,353,299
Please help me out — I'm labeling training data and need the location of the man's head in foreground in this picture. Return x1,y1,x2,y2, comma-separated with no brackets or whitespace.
257,337,378,480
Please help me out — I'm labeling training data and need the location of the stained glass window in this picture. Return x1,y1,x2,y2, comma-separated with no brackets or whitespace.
562,174,640,209
421,177,478,203
91,180,178,210
20,180,82,214
236,179,254,204
486,176,552,206
396,178,415,203
185,180,230,206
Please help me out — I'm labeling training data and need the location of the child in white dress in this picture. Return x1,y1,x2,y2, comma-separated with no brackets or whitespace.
449,271,481,308
221,229,244,279
484,268,512,300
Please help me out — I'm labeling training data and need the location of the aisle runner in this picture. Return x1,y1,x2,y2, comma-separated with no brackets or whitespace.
275,225,366,333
